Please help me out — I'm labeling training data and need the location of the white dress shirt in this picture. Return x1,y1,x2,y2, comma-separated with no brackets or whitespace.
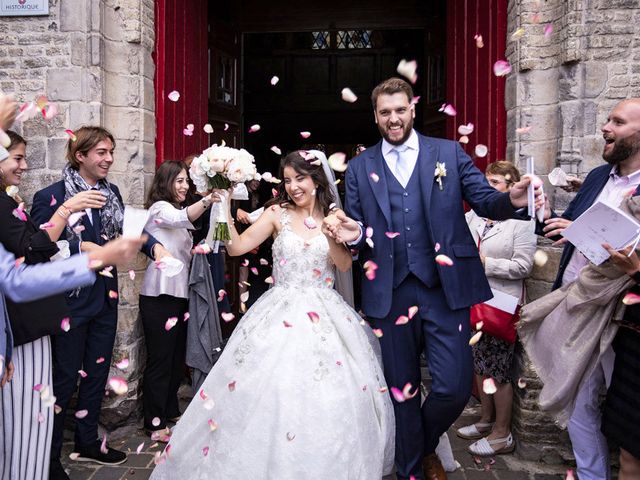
381,129,420,187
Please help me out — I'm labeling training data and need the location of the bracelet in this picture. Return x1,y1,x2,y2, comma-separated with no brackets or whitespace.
57,205,72,219
201,197,212,209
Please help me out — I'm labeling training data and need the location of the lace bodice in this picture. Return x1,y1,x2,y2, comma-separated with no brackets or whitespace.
271,209,335,289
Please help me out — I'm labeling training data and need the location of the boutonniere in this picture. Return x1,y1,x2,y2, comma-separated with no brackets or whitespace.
434,162,447,190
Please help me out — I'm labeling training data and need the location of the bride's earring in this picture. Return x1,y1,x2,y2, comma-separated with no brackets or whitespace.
311,186,317,196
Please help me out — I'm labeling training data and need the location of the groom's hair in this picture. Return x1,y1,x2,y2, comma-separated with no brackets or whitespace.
371,77,414,110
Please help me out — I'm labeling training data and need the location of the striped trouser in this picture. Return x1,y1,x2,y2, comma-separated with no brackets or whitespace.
0,337,53,480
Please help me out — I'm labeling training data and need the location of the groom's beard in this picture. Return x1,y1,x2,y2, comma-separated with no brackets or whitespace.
378,117,414,146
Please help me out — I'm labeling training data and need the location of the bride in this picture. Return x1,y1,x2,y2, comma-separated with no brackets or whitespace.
150,150,394,479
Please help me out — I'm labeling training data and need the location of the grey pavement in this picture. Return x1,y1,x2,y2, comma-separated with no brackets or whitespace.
60,398,580,480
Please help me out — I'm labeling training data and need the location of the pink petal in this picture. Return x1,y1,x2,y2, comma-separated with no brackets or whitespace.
14,256,25,267
270,76,279,86
459,136,469,144
482,377,497,394
396,59,418,84
372,328,383,338
12,205,27,222
183,127,194,136
136,442,145,454
37,412,45,423
395,315,409,325
69,452,80,460
544,23,553,37
408,306,419,320
299,131,311,139
259,258,269,266
39,222,55,230
341,87,358,103
128,270,136,280
65,129,77,142
168,91,180,102
264,276,274,284
248,124,261,133
366,237,374,249
493,60,512,77
565,469,575,480
75,409,88,419
54,405,62,414
435,242,441,252
228,381,236,392
152,417,161,427
623,292,640,305
67,211,85,226
457,123,474,135
183,312,190,321
100,434,108,454
307,311,320,324
202,446,210,456
365,227,374,239
475,144,488,158
249,267,258,276
469,331,483,346
78,369,88,378
438,103,457,116
410,96,421,106
474,34,484,48
203,123,214,134
283,320,293,328
108,376,128,395
390,386,406,403
516,126,532,134
328,152,347,172
208,419,218,431
303,216,317,229
115,358,129,370
402,382,418,399
224,123,229,131
385,231,400,239
221,312,235,322
96,357,105,364
217,289,227,301
270,146,282,155
286,432,296,441
108,290,118,299
49,195,57,206
194,243,212,254
60,317,71,332
370,172,380,183
435,254,453,266
475,321,484,331
42,103,58,121
517,378,527,389
33,383,44,392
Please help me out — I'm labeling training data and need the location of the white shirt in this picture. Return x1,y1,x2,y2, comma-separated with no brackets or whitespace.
562,166,640,286
381,129,420,186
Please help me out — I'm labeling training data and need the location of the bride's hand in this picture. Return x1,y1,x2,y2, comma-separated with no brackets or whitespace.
323,210,360,244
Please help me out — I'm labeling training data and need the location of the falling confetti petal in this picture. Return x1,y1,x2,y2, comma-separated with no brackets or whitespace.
203,124,214,134
307,312,320,324
100,434,108,454
363,260,378,281
283,320,293,328
75,409,88,419
385,232,400,238
96,357,105,364
202,446,210,456
250,267,258,275
372,328,383,338
458,123,474,135
108,376,128,395
221,312,235,322
108,290,118,299
623,292,640,305
396,59,418,84
39,222,55,230
270,76,279,86
69,452,80,460
439,103,457,116
341,87,358,103
303,216,317,229
516,126,532,134
270,146,282,156
224,123,229,131
152,417,161,427
459,136,469,144
248,124,261,133
435,254,454,266
207,419,218,431
264,276,274,284
517,378,527,389
493,60,512,77
78,369,88,378
65,129,77,142
370,172,380,183
469,330,483,346
61,317,71,332
128,269,136,280
259,258,269,266
136,442,145,454
474,34,484,48
168,91,180,102
194,243,212,254
402,382,418,399
12,204,27,222
390,387,406,403
544,24,553,37
328,152,347,172
476,321,484,331
565,469,575,480
410,95,421,106
482,377,497,394
395,315,409,325
300,131,311,139
533,250,548,267
511,27,525,40
475,144,488,158
408,306,419,320
228,381,236,392
286,432,296,441
115,358,129,370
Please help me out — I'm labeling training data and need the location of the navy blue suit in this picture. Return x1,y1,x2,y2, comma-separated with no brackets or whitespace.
31,180,158,457
345,133,523,479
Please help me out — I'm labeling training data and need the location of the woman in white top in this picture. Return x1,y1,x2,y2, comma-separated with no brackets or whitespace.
140,160,214,441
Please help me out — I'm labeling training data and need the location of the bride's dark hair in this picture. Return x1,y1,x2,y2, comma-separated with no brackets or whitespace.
265,150,336,215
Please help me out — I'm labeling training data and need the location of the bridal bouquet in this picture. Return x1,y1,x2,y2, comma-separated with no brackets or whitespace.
189,143,258,243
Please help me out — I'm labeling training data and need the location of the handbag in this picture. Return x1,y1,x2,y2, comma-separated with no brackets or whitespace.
469,226,522,344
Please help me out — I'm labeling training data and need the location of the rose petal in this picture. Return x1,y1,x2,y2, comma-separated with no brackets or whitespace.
228,381,236,392
402,382,419,399
108,290,118,299
224,123,229,131
493,60,512,77
385,231,400,238
217,289,227,302
435,242,441,252
459,135,469,144
39,222,55,230
203,123,214,133
369,172,380,183
435,254,454,266
623,292,640,305
482,377,497,394
300,131,311,139
469,330,483,346
390,386,406,403
65,129,77,142
60,317,71,332
270,76,279,86
372,328,383,338
303,216,317,229
96,357,105,364
408,306,419,320
395,315,409,325
474,34,484,48
458,123,474,135
69,452,80,460
168,91,180,102
565,469,575,480
100,434,108,454
75,409,88,419
264,276,274,284
474,144,488,158
396,59,418,84
533,250,548,267
202,446,210,456
341,87,358,103
517,378,527,389
108,376,128,395
248,124,261,133
115,358,129,370
476,321,484,331
78,369,88,378
136,442,145,454
511,27,525,40
544,24,553,37
438,103,457,116
221,312,235,322
307,312,320,324
328,152,347,172
152,417,161,427
515,126,532,135
128,269,136,280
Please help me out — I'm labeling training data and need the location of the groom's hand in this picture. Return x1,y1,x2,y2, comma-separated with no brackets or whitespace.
323,210,361,244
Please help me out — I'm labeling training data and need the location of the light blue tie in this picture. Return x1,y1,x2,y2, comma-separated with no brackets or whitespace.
393,145,411,188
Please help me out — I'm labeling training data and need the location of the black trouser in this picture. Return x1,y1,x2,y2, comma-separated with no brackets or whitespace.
140,294,188,430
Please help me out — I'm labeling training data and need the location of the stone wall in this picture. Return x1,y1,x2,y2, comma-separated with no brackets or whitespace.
506,0,640,462
0,0,155,427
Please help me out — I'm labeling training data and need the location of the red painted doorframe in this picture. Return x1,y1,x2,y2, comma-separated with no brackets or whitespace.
446,0,507,171
154,0,209,167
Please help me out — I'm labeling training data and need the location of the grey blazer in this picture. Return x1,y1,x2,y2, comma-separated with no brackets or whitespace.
465,211,537,300
0,244,96,366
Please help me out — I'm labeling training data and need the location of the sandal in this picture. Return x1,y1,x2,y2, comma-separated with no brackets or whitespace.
456,422,494,440
467,433,515,456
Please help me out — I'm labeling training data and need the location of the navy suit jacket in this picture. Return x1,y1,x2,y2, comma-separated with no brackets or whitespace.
31,180,158,321
345,133,524,318
538,164,615,291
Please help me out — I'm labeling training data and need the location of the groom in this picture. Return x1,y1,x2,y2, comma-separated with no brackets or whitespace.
326,78,537,480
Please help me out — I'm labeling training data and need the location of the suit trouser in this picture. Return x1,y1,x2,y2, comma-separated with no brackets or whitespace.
369,275,473,480
50,305,118,459
140,295,188,431
567,345,614,480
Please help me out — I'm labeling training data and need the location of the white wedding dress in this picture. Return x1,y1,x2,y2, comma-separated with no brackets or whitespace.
151,209,395,480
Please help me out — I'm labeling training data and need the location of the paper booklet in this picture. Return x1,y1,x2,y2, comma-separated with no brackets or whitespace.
561,200,640,265
484,288,520,314
123,206,150,238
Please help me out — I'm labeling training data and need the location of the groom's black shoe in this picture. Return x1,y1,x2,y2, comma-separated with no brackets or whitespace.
423,453,447,480
74,440,127,465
